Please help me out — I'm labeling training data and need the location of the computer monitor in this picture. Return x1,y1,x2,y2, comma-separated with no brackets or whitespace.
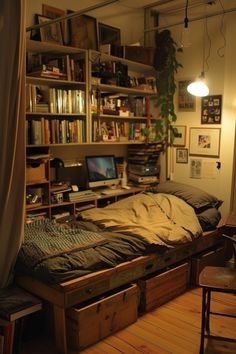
85,155,119,189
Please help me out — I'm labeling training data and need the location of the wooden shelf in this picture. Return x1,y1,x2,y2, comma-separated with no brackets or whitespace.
26,39,86,55
26,75,86,88
25,40,161,221
92,83,156,96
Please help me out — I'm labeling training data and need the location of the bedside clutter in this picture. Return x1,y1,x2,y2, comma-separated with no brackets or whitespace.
0,286,42,354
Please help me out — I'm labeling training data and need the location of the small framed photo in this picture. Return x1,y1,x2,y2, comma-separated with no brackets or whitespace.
201,95,222,124
36,14,63,45
98,23,121,46
189,127,221,157
176,148,188,163
68,13,98,50
172,125,186,146
177,79,196,112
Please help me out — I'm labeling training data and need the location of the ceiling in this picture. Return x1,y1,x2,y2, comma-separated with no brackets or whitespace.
88,0,236,19
79,0,236,30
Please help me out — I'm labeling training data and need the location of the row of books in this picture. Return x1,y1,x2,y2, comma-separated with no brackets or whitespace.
25,211,47,224
92,120,157,143
26,118,86,145
26,84,86,114
27,53,85,82
0,286,42,354
90,92,148,117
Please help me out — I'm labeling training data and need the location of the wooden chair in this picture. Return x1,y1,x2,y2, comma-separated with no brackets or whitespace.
198,234,236,354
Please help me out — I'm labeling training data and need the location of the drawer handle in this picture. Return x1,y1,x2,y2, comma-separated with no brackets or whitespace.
86,288,92,294
164,256,171,262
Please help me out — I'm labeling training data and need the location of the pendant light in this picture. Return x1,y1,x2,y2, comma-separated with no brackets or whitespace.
187,17,209,97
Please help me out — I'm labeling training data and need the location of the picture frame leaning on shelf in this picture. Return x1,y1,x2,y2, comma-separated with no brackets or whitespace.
68,12,98,50
36,14,63,45
42,4,67,45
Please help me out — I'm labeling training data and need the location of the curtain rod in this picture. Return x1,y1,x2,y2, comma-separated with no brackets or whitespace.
144,6,236,32
26,0,119,32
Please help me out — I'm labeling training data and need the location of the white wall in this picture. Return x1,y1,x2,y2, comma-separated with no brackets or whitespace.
169,13,236,217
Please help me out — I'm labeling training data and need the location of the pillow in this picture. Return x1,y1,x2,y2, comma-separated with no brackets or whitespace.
197,208,221,231
153,181,223,212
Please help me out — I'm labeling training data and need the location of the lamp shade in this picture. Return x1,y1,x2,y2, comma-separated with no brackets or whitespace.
187,76,209,97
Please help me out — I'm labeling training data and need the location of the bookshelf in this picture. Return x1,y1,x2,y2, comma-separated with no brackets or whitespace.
88,49,158,144
25,40,161,222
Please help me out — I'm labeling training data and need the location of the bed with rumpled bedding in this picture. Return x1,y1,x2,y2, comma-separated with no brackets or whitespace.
15,192,206,284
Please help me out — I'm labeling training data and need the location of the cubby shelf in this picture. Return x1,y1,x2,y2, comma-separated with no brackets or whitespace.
25,40,160,222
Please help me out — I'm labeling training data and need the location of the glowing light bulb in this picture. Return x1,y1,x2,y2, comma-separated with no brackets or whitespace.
187,73,209,97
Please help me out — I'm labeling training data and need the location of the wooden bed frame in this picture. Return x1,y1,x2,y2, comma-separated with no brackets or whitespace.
16,229,223,354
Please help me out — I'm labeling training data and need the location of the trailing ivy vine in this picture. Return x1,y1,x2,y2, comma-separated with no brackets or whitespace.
153,29,183,145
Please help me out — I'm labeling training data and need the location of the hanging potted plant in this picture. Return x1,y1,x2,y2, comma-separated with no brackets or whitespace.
153,29,183,145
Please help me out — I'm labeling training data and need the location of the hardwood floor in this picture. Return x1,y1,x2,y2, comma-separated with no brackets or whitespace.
21,287,236,354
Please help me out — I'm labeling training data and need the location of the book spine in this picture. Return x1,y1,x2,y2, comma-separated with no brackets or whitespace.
12,318,24,354
3,322,14,354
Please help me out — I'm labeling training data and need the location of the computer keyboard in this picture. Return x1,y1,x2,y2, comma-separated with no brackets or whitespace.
99,188,124,196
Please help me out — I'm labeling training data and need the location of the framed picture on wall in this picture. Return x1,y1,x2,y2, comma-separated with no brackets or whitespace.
201,95,222,124
172,125,186,146
177,79,196,112
189,127,221,157
176,148,188,163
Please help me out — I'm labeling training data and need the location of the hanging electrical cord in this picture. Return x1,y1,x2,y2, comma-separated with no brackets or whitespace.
184,0,189,29
187,7,209,97
217,0,226,57
181,0,192,47
204,16,211,73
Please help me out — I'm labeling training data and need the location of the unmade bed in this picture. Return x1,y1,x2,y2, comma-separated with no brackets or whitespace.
15,183,224,354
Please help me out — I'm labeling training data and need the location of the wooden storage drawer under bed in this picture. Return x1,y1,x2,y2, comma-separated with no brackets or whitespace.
66,283,139,351
138,262,190,312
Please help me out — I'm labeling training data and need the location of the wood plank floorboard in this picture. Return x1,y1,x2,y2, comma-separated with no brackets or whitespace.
20,287,236,354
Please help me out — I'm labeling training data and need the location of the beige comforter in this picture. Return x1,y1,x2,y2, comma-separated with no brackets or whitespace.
80,192,203,247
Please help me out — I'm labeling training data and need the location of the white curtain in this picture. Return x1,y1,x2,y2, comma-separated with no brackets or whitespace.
0,0,26,288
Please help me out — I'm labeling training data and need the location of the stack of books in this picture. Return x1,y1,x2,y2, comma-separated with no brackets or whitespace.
128,143,163,187
27,64,67,80
67,190,98,202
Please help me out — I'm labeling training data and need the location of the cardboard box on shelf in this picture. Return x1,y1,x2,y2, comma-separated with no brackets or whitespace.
26,163,46,183
124,46,155,66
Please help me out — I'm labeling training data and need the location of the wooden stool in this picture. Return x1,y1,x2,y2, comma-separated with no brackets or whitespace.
199,241,236,354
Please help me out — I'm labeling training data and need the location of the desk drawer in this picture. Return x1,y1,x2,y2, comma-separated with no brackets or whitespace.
66,284,139,350
138,262,189,312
